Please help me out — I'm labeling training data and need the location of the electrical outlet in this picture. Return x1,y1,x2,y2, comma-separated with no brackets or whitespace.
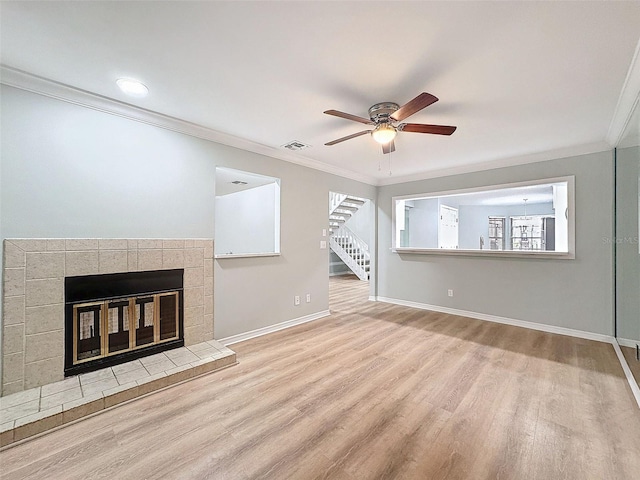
294,295,300,306
306,293,311,303
320,240,327,249
448,289,454,297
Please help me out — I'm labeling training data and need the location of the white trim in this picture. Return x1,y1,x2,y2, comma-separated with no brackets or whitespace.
368,296,377,302
391,175,576,259
613,341,640,409
374,296,615,344
0,65,618,188
215,252,280,259
616,337,640,349
218,310,330,346
391,175,574,202
607,37,640,147
0,65,377,186
393,248,574,260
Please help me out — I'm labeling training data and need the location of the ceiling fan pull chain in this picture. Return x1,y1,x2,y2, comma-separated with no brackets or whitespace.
388,150,393,176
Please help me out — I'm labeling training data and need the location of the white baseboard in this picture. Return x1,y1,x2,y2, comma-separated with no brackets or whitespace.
616,337,640,349
373,296,615,344
329,271,350,277
218,310,331,346
613,341,640,409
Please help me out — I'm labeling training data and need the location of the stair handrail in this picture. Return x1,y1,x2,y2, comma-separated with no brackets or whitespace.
332,224,369,253
329,224,370,281
329,192,347,215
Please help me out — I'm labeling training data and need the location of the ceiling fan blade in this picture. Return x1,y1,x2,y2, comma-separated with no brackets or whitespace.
382,140,395,154
391,93,439,122
325,130,371,146
400,123,457,135
324,110,374,125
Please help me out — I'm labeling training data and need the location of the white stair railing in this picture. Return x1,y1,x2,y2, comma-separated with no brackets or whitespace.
329,192,347,215
329,225,370,281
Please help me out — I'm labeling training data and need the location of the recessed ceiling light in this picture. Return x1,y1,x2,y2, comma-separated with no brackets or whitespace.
116,78,149,97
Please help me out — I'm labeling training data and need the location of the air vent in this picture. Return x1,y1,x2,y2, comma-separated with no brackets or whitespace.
231,181,248,185
282,140,311,151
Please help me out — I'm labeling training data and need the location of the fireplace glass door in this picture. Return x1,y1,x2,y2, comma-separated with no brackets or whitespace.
75,302,103,362
72,292,180,367
159,293,178,340
108,299,130,353
136,297,155,347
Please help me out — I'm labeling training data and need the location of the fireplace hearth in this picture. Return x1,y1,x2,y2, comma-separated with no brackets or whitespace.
65,269,184,376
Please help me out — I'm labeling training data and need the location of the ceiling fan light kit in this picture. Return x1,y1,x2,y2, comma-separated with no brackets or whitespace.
324,92,457,154
372,123,397,144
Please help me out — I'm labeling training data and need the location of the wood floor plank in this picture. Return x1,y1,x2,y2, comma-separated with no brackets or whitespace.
1,275,639,479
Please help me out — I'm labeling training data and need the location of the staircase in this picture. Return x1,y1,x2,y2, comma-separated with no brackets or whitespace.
329,193,370,281
329,193,366,235
330,225,370,281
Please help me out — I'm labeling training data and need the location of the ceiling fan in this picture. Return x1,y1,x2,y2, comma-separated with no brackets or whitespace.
324,92,456,154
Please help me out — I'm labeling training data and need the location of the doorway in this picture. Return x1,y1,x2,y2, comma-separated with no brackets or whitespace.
328,191,374,308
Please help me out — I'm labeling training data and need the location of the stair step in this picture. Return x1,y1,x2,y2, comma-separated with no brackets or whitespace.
343,197,365,206
336,205,358,212
333,208,353,215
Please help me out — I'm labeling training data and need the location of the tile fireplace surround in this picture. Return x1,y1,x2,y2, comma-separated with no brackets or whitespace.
2,239,214,397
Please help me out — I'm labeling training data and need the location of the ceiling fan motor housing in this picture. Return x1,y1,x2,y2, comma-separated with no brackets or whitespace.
368,102,399,124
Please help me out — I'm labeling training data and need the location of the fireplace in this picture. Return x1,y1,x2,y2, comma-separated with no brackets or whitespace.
64,269,184,376
2,238,213,396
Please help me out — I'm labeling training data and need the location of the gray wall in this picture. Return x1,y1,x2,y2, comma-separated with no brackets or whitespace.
215,183,278,255
0,85,377,344
377,151,615,336
458,202,554,250
0,84,621,347
407,198,439,248
616,146,640,342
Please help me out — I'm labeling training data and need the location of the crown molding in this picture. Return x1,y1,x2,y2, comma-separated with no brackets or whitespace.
0,65,377,186
0,65,622,189
376,141,611,186
607,37,640,147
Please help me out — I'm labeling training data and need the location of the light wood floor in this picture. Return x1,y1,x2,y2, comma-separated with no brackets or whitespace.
1,275,639,479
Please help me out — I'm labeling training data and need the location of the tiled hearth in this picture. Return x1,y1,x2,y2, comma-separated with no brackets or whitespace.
0,339,236,447
2,239,215,396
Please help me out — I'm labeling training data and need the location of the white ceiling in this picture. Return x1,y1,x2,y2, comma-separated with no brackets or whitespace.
215,167,278,197
1,1,639,185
